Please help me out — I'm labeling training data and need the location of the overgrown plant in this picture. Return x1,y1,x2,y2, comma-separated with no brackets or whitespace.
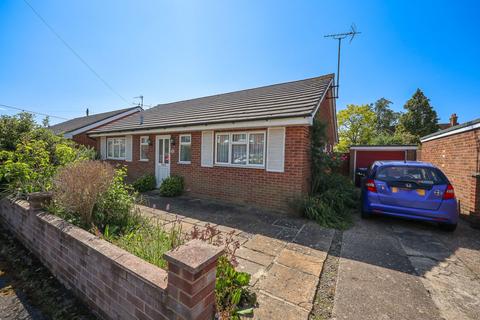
188,224,255,319
53,160,115,227
303,120,359,229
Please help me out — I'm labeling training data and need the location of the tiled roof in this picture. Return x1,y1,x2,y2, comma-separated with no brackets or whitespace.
89,74,334,134
49,107,140,135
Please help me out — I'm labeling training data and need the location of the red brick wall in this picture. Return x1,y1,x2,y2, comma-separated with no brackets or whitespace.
101,126,312,213
421,129,480,216
0,199,220,320
72,133,98,149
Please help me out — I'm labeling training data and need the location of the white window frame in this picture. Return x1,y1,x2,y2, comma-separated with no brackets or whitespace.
214,131,266,168
179,134,192,164
106,137,126,160
139,136,149,161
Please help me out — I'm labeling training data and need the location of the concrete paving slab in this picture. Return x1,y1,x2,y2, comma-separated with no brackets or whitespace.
236,247,275,266
243,235,286,256
235,257,267,286
276,248,325,276
257,263,318,308
293,222,335,252
253,293,310,320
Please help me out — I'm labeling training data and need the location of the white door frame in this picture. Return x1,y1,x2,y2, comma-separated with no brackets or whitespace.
155,135,171,187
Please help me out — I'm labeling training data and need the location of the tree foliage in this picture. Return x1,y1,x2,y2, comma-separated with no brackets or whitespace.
373,98,400,134
336,104,376,152
397,89,439,142
0,113,96,196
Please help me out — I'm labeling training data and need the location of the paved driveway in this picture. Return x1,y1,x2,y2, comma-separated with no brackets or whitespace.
333,214,480,320
141,194,480,320
140,194,335,319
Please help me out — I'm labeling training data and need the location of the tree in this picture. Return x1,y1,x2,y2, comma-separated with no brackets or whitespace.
397,89,439,142
336,104,376,152
42,116,50,127
373,98,400,135
0,112,36,151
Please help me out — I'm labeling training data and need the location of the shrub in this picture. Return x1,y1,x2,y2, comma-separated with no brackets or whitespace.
53,160,115,227
306,120,359,229
132,174,157,192
159,175,184,197
94,167,142,235
215,256,255,320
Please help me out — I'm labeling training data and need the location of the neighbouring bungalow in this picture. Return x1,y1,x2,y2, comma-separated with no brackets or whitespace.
49,107,141,148
84,74,337,213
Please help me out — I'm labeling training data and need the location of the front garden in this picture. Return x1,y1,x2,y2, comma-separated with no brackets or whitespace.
0,113,255,320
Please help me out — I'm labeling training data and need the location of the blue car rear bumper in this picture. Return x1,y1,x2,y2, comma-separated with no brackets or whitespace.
362,193,459,225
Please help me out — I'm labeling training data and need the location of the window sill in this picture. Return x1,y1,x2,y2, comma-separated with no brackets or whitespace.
214,163,265,170
107,158,126,161
178,161,191,165
139,159,149,162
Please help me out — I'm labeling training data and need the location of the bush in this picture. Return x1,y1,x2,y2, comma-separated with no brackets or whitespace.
306,120,359,229
159,175,184,197
53,160,115,227
94,167,142,235
132,174,157,192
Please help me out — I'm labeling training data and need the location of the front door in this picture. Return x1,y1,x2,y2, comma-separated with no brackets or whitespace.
155,135,171,186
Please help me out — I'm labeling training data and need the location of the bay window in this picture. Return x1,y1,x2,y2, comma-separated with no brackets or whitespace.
215,132,265,167
107,137,126,160
179,134,192,163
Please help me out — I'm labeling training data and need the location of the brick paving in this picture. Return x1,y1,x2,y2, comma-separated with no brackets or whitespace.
140,193,335,320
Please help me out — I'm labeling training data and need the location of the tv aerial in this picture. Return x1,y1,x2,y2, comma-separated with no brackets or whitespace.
324,24,361,98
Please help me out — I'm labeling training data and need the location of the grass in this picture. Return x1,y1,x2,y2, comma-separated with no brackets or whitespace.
103,218,184,269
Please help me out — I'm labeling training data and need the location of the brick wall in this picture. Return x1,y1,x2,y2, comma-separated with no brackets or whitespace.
0,198,222,320
72,133,98,149
100,125,313,213
421,129,480,216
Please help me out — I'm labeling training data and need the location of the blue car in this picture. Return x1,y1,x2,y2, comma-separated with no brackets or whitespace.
360,161,459,231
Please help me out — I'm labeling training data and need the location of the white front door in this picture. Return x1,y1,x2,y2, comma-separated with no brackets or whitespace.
155,135,171,186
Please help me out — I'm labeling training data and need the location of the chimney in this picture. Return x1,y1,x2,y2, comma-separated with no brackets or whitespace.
449,113,458,127
86,108,89,116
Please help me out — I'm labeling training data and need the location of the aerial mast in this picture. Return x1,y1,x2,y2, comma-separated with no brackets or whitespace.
324,24,361,98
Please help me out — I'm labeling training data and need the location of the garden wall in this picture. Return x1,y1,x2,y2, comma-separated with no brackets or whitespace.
0,198,222,320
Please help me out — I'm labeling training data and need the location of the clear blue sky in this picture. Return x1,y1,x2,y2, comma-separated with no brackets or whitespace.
1,0,479,125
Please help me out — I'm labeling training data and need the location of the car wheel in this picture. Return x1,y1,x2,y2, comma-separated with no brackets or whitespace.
439,223,457,232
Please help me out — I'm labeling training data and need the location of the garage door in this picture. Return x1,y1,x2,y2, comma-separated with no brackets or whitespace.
355,150,406,170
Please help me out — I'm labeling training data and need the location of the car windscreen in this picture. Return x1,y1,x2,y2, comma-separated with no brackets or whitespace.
375,165,448,186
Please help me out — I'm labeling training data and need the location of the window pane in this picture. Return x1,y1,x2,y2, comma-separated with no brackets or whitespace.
114,144,119,158
140,137,148,144
120,139,126,158
232,133,246,143
107,140,113,157
216,134,229,163
180,144,191,162
181,135,191,143
164,139,170,164
158,139,164,164
232,145,247,164
140,145,148,160
249,133,264,165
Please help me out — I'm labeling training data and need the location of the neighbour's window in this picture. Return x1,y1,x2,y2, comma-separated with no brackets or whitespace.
215,132,265,167
179,134,191,163
139,136,149,161
107,137,126,160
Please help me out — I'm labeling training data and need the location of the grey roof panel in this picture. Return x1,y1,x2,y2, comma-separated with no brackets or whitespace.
421,117,480,140
89,74,334,134
49,107,139,134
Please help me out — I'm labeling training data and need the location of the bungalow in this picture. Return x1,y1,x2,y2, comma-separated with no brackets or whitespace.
49,107,141,148
87,74,338,212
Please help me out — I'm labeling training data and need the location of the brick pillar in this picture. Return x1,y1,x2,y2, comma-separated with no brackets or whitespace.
164,240,223,320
